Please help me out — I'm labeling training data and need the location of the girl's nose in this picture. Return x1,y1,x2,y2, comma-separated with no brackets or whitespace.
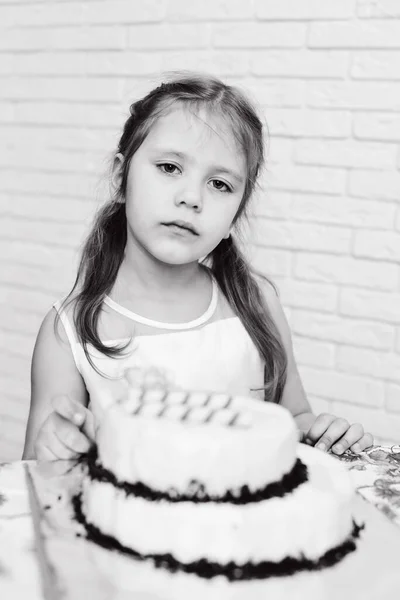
175,182,203,211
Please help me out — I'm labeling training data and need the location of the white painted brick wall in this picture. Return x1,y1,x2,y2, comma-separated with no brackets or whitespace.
1,0,399,460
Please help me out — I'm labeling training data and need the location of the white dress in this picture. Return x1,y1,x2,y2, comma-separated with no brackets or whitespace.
53,275,265,425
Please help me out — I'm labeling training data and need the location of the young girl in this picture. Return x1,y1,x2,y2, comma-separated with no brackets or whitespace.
23,72,373,460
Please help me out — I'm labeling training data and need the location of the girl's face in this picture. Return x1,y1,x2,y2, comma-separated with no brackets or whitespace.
120,105,247,266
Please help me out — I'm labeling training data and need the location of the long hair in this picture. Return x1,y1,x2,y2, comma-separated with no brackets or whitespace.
59,71,287,402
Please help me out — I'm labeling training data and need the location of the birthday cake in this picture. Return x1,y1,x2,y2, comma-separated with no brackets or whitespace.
74,371,363,595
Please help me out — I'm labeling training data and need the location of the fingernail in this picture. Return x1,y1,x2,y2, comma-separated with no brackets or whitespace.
332,444,343,455
316,442,326,452
352,443,361,453
73,412,84,426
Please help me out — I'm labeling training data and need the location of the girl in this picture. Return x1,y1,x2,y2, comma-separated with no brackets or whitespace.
23,72,373,460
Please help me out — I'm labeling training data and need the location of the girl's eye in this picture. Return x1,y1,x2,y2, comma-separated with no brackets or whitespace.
158,163,180,175
212,179,232,193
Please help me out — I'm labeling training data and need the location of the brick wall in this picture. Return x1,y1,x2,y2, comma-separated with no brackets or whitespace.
1,0,399,460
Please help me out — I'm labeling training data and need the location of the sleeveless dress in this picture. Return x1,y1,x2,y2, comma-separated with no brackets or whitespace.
53,274,265,425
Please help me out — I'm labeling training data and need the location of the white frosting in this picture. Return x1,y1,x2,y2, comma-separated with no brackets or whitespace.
81,444,355,565
96,389,298,496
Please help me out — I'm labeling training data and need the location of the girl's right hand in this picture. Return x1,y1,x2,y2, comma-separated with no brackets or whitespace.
34,395,95,461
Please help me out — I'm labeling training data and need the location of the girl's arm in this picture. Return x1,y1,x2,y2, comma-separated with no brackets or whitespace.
261,282,314,435
22,307,90,459
262,283,373,453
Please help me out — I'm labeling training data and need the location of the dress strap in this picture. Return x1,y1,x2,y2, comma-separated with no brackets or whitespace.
53,300,82,374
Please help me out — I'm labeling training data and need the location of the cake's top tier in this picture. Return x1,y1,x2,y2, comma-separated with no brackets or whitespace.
96,370,299,496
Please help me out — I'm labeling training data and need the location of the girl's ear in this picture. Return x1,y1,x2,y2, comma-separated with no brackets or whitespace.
111,153,124,201
223,227,233,240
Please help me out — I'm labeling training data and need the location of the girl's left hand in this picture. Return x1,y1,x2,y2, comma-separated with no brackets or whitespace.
304,413,374,455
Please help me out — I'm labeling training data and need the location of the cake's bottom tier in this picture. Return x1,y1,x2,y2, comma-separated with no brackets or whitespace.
78,445,360,576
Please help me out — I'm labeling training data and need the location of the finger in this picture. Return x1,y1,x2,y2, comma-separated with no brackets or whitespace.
52,413,92,454
35,442,59,461
52,395,86,427
304,414,336,445
80,409,95,442
314,418,350,452
331,423,364,455
37,429,80,460
350,432,374,453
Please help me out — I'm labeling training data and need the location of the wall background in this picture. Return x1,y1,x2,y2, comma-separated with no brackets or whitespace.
1,0,399,460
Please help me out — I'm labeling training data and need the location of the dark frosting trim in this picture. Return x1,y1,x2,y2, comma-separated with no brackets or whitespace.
73,493,363,581
84,445,308,504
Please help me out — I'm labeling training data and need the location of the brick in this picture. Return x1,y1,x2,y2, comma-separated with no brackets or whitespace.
248,245,292,278
252,218,351,254
0,26,127,51
338,346,400,384
386,383,400,413
1,169,98,199
0,217,88,249
266,139,294,164
15,102,124,129
214,23,306,48
268,164,347,195
256,0,356,20
340,288,400,325
0,262,75,297
2,77,125,103
264,108,351,138
85,51,163,76
0,351,31,379
396,210,400,231
293,338,335,368
328,402,400,443
0,126,116,153
292,309,395,350
309,20,400,48
252,50,348,78
0,145,96,173
288,193,395,230
358,0,400,19
13,52,86,76
0,303,43,337
0,287,58,317
354,230,400,262
0,102,14,123
294,139,396,170
157,51,250,78
84,0,166,24
0,241,75,269
0,54,14,75
307,81,400,111
352,51,400,80
353,112,400,142
128,24,210,49
349,170,400,201
0,330,35,358
1,194,96,223
0,2,85,27
300,366,384,408
295,252,398,291
0,381,29,416
168,0,254,21
252,190,293,220
278,279,338,313
248,81,306,108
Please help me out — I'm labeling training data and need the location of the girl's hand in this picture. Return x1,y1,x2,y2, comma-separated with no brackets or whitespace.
34,395,95,461
304,413,373,455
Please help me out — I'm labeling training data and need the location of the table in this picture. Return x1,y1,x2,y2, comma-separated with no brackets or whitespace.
1,445,400,599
